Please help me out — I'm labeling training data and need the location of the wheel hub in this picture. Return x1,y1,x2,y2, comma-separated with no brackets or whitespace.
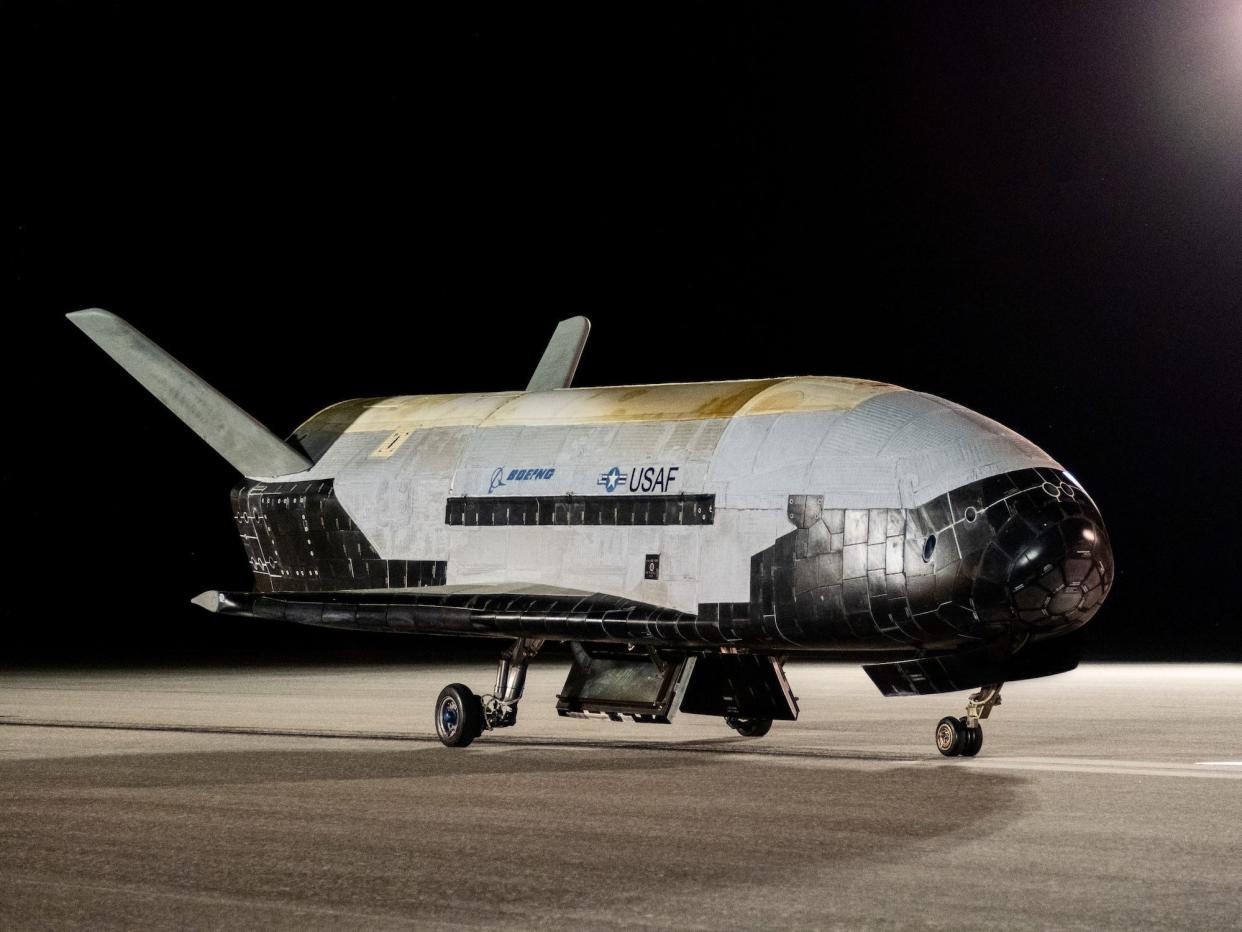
936,721,956,752
439,697,460,738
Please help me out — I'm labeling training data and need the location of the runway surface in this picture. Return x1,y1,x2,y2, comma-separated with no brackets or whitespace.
1,662,1239,930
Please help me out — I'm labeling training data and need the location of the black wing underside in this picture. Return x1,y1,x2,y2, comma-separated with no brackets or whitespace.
193,585,737,648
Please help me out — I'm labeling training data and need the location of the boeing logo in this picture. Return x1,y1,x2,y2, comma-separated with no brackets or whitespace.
597,465,680,494
489,466,556,494
488,468,506,494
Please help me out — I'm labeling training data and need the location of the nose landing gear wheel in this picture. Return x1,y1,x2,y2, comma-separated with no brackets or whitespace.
937,683,1001,757
726,716,773,737
961,723,983,757
936,716,965,756
935,716,982,757
435,683,484,747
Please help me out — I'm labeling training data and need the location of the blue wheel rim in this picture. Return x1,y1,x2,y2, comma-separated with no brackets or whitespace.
440,696,460,736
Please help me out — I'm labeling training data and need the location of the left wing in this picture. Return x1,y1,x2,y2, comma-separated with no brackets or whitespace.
192,583,737,647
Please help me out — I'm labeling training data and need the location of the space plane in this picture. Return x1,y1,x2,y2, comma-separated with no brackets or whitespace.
68,309,1113,756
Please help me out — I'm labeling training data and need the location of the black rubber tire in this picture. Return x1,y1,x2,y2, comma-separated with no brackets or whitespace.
435,683,484,747
726,716,773,738
961,721,983,757
935,716,966,756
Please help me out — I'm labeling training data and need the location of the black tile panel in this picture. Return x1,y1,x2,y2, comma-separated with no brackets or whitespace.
445,494,716,527
231,478,445,593
734,469,1112,649
787,494,823,529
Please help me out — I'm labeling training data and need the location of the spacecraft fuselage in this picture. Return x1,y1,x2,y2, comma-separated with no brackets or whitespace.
68,308,1113,750
235,377,1112,655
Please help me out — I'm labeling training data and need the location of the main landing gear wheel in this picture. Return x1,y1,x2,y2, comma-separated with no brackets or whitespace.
726,716,773,738
435,683,484,748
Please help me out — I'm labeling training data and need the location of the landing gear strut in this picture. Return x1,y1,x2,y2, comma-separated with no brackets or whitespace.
935,683,1003,757
434,638,543,748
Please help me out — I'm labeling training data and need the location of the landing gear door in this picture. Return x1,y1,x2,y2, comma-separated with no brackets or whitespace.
678,654,799,721
556,643,695,724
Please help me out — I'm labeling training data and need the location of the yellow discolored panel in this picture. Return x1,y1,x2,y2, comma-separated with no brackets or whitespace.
735,377,902,416
339,377,905,434
478,380,785,428
345,392,522,433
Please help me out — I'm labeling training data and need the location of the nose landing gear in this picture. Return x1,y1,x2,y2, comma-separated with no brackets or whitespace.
935,683,1003,757
433,638,543,747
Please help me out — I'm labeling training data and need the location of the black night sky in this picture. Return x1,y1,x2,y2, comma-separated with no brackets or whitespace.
10,3,1241,663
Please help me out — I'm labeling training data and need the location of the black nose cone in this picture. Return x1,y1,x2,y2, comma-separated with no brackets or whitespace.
975,477,1114,635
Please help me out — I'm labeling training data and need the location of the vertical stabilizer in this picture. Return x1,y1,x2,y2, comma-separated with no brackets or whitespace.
526,316,591,392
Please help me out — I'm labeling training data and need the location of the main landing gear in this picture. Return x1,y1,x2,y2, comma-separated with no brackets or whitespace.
935,683,1003,757
725,716,773,737
434,638,542,748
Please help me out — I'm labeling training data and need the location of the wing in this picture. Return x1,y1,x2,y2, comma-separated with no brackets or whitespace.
192,583,741,648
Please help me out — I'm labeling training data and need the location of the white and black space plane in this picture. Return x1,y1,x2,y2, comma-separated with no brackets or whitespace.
69,309,1114,755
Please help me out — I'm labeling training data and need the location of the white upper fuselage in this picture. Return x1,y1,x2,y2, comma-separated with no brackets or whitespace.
269,377,1058,613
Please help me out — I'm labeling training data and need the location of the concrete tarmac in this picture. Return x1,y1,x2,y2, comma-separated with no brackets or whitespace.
1,662,1239,930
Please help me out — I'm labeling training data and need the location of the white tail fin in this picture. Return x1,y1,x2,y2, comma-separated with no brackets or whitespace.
67,308,312,477
526,316,590,392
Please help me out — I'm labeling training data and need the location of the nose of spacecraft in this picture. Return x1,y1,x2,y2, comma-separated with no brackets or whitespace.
974,477,1114,635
